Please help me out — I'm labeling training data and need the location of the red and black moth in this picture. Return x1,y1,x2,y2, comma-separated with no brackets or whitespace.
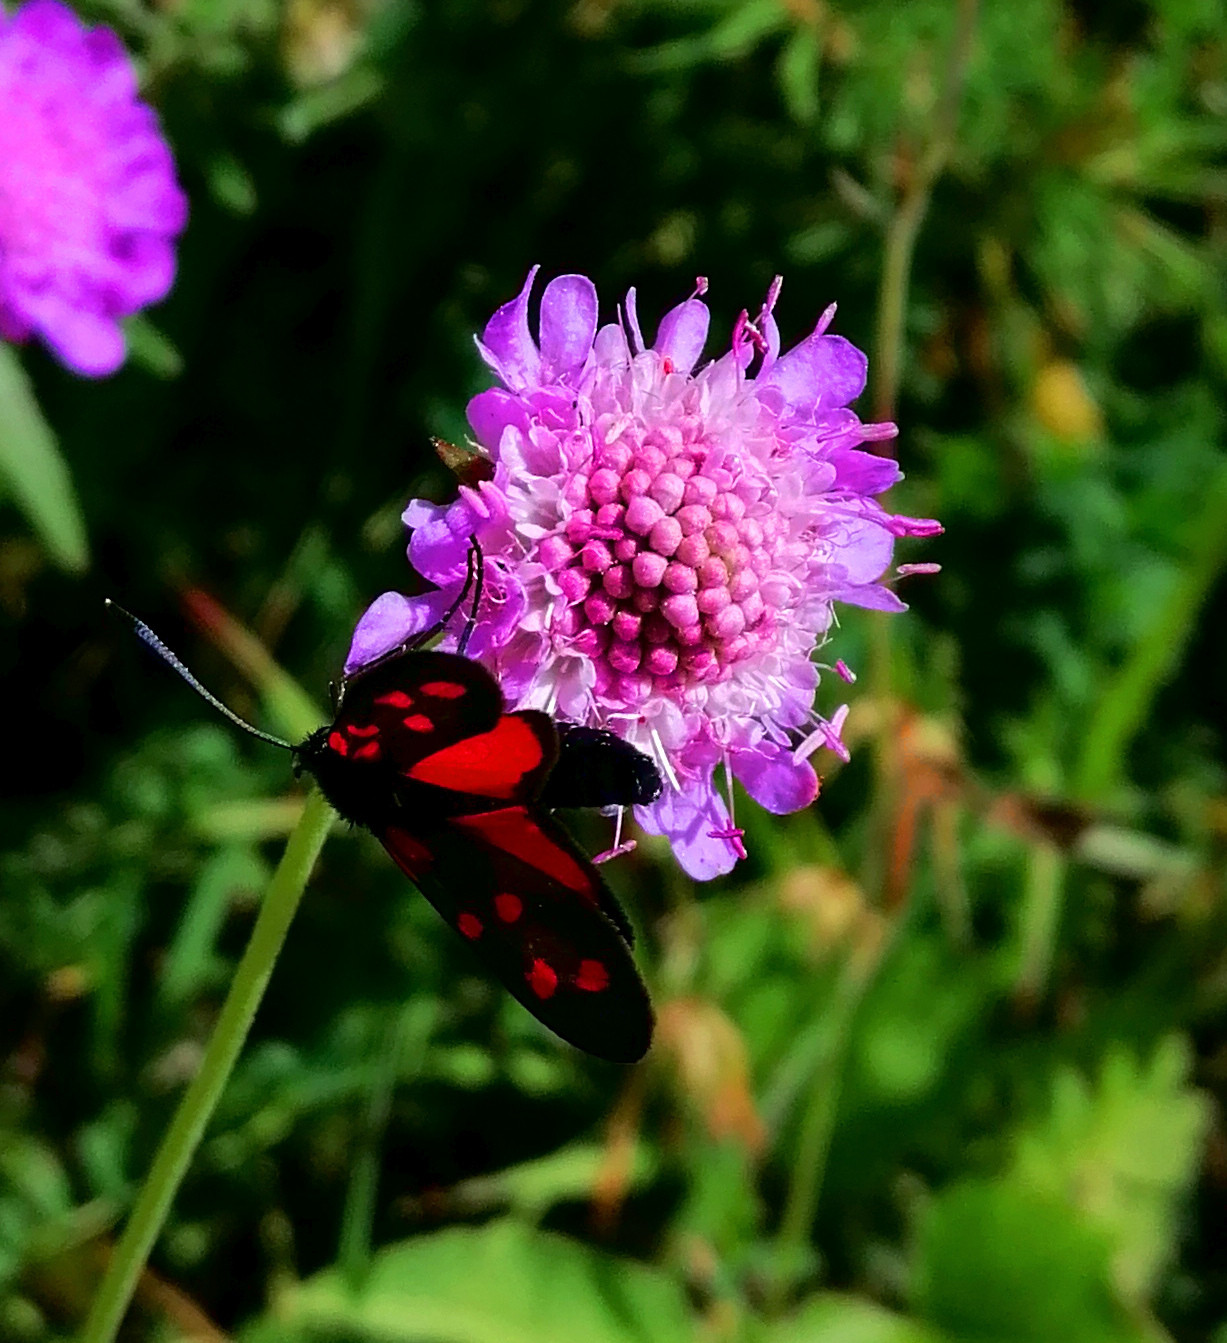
107,597,661,1064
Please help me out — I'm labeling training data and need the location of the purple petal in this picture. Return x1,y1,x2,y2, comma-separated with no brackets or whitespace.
478,267,541,390
758,310,781,373
13,0,80,45
829,448,902,495
886,514,944,538
38,303,125,378
464,570,528,660
344,590,454,673
404,496,479,582
635,782,740,881
538,274,598,378
756,276,784,373
654,298,709,373
759,333,868,413
623,287,645,354
466,388,530,453
111,234,176,306
732,743,819,814
834,513,896,585
593,322,630,368
837,583,908,612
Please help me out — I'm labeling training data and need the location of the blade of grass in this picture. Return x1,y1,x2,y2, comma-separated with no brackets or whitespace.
1071,465,1227,801
1012,840,1066,1012
80,788,335,1343
339,997,437,1289
0,343,89,571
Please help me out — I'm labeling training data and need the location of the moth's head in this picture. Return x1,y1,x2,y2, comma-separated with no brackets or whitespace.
293,724,397,829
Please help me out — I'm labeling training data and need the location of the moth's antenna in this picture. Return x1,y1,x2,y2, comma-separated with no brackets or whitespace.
336,539,486,693
106,599,295,751
457,537,485,657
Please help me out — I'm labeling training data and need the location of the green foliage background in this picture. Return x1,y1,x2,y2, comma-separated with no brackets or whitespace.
2,0,1227,1338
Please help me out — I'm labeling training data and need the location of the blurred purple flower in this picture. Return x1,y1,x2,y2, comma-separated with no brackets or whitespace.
0,0,187,376
351,270,940,879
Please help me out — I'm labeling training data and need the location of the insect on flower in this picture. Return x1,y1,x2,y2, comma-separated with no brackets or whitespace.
107,557,661,1063
351,270,942,880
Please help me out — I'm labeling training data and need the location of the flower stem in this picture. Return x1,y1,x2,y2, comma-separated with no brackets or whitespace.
1013,840,1065,1012
872,0,980,425
767,924,896,1313
80,788,335,1343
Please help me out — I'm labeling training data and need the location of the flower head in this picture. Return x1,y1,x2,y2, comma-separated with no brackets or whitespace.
351,270,940,879
0,0,187,376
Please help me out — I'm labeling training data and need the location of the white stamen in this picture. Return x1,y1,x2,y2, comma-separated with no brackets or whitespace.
650,725,680,792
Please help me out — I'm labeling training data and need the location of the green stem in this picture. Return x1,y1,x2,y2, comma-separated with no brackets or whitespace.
338,997,436,1289
81,788,335,1343
1013,841,1065,1011
768,929,895,1313
1070,467,1227,801
872,0,979,424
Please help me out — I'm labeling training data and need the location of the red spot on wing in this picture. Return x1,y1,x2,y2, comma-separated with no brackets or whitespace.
408,717,545,798
527,958,558,999
403,714,434,732
458,912,483,940
662,356,675,374
347,723,379,738
420,680,467,699
494,892,523,923
328,730,349,756
352,741,382,761
375,691,415,709
575,959,610,993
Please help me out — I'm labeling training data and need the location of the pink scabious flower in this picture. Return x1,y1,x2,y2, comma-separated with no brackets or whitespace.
0,0,187,377
349,270,940,879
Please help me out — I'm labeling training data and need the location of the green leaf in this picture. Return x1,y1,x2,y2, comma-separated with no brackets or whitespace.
271,1219,692,1343
631,0,788,73
1072,463,1227,799
206,150,259,216
764,1294,949,1343
777,26,820,127
0,343,89,572
1009,1037,1211,1305
124,314,184,379
439,1142,658,1220
278,67,385,143
851,936,987,1106
0,1134,74,1222
913,1180,1145,1343
158,845,270,1008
